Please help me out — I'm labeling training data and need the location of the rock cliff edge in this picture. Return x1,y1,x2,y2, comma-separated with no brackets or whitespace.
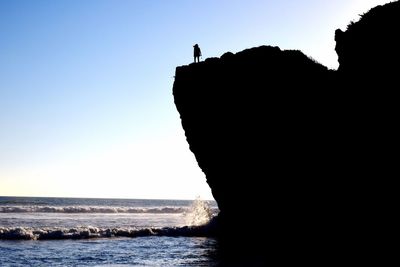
173,1,399,262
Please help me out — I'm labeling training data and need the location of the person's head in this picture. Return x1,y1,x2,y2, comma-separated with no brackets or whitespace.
193,44,198,47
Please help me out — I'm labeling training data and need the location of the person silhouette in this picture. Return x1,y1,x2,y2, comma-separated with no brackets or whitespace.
193,44,202,63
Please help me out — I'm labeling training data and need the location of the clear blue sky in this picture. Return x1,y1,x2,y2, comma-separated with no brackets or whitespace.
0,0,391,199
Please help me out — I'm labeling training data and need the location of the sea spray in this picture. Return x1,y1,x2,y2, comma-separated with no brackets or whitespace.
185,197,212,226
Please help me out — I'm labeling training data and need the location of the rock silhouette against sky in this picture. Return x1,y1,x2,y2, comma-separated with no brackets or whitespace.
173,1,399,263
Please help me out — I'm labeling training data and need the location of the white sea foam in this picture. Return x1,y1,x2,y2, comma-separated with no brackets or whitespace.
0,206,189,214
0,225,213,240
0,197,219,240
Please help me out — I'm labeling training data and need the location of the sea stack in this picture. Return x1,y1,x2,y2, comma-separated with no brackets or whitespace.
173,1,399,262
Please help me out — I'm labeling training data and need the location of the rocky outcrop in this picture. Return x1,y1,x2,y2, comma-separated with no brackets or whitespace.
333,0,400,183
174,46,338,260
335,1,400,78
173,1,398,263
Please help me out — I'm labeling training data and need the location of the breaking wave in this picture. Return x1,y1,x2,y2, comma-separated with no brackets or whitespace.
0,224,216,240
0,198,220,240
0,206,188,214
185,196,212,226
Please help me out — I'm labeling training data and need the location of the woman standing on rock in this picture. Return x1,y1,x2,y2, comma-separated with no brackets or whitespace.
193,44,202,63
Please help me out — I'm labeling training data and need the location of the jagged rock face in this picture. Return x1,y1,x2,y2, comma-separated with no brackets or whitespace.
173,1,399,261
174,47,329,207
334,1,399,180
335,1,400,79
173,46,337,254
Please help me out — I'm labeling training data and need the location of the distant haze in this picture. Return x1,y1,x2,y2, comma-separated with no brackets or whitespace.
0,0,392,199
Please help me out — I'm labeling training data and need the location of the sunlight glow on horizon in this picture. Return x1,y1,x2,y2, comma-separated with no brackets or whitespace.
0,0,393,200
0,130,212,200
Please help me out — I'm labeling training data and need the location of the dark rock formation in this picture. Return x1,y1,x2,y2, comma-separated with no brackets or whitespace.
174,46,339,263
335,1,400,78
333,1,400,190
173,1,398,263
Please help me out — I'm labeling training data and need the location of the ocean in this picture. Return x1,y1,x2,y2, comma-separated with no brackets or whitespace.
0,196,219,266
